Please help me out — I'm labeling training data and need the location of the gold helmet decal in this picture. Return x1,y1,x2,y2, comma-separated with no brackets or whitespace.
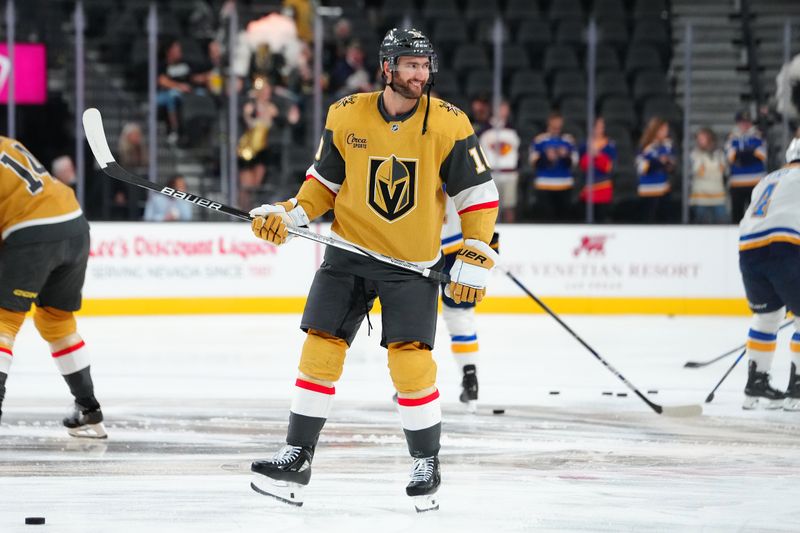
367,155,417,222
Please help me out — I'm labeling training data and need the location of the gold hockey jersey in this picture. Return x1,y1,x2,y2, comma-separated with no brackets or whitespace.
300,91,499,264
0,137,87,245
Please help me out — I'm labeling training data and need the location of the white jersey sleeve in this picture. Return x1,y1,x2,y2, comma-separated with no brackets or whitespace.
739,165,800,250
441,196,463,255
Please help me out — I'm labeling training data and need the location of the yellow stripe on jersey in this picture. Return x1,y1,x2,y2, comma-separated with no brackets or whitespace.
739,235,800,251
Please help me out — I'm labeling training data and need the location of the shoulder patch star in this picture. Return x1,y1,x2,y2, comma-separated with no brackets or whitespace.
438,101,462,116
335,95,358,109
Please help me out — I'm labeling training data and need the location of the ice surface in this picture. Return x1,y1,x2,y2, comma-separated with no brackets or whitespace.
1,314,799,532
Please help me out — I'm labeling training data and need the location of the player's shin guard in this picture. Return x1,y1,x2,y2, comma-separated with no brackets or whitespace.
442,306,479,410
743,311,783,409
50,338,105,437
397,390,442,512
251,376,334,505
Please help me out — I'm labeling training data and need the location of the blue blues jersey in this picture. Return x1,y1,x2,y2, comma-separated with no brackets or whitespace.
530,132,577,190
725,127,766,187
636,140,674,197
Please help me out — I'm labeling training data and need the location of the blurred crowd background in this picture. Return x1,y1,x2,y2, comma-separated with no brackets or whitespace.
2,0,799,224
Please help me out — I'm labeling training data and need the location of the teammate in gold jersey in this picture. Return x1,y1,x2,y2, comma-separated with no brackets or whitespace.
0,137,106,438
248,28,499,511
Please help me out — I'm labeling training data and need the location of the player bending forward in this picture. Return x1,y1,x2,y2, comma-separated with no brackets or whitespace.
738,137,800,410
0,137,106,437
440,197,499,412
248,28,499,511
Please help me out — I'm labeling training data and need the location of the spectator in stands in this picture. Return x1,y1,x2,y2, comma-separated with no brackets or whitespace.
324,18,353,71
636,116,675,223
726,110,767,222
479,100,520,222
469,95,492,137
118,122,148,172
157,40,199,144
237,76,300,210
776,52,800,126
144,175,193,222
330,41,372,97
578,116,616,223
689,127,728,224
50,155,77,192
529,111,577,221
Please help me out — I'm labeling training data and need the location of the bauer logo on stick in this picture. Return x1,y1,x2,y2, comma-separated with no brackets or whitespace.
161,187,222,210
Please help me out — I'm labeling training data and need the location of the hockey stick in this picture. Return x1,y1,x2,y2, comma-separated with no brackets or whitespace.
704,348,746,403
81,108,449,284
684,320,793,368
503,269,703,417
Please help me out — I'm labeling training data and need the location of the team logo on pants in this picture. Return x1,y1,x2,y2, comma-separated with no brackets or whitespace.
367,155,417,222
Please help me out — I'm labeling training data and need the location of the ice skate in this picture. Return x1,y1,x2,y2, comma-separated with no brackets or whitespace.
743,361,785,410
459,364,478,413
406,456,440,512
784,363,800,411
63,401,107,439
250,445,314,506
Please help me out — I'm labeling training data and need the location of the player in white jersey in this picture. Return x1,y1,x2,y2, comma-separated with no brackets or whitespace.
440,197,499,412
737,137,800,410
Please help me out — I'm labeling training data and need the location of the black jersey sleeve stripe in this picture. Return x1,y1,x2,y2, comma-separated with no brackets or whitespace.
313,128,346,186
439,133,493,196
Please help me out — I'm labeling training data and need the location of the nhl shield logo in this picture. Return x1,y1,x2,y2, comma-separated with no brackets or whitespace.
367,155,417,222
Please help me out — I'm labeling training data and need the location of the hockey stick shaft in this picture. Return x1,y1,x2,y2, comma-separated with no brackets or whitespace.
504,269,702,417
704,348,746,403
684,320,793,368
81,108,450,284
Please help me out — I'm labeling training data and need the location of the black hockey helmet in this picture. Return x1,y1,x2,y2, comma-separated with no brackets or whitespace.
379,28,438,73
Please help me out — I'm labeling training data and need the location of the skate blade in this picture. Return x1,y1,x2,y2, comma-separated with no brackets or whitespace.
67,422,108,439
784,398,800,411
742,396,784,410
412,494,439,513
250,475,304,507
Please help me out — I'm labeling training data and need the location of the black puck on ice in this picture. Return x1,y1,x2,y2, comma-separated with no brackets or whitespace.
25,517,45,525
647,390,659,395
616,392,628,397
548,391,560,395
492,409,505,415
602,391,613,396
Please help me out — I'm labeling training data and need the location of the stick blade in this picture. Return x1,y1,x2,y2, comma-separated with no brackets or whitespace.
683,361,701,368
660,404,703,417
81,108,115,168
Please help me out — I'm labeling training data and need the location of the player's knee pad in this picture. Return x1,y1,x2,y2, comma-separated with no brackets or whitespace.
33,307,77,342
298,329,348,383
751,307,785,334
441,305,476,337
387,341,437,393
0,308,26,344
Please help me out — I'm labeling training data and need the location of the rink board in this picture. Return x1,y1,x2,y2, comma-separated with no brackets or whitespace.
79,223,748,315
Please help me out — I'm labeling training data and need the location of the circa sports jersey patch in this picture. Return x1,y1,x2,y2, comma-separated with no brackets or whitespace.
367,155,418,222
346,133,367,149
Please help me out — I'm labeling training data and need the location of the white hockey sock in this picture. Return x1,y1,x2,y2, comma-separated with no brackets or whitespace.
791,332,800,373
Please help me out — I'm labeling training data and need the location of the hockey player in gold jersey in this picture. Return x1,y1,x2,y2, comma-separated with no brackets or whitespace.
0,137,106,438
248,28,499,511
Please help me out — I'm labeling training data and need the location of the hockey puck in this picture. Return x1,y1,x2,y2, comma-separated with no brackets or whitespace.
25,517,45,525
492,409,505,415
647,389,659,395
602,391,613,396
616,392,628,397
548,391,560,395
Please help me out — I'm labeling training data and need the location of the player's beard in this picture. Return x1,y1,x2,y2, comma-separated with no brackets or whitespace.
390,75,426,100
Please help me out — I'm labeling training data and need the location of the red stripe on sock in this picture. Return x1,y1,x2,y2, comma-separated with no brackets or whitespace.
397,389,440,407
52,341,85,358
0,346,12,356
295,378,335,395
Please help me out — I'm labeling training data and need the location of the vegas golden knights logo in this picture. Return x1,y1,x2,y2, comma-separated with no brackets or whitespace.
367,155,417,222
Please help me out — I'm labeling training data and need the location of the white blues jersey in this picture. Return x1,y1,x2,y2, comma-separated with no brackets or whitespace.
441,196,463,256
739,164,800,251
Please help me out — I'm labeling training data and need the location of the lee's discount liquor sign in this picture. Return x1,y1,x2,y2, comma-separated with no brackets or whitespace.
84,223,323,298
